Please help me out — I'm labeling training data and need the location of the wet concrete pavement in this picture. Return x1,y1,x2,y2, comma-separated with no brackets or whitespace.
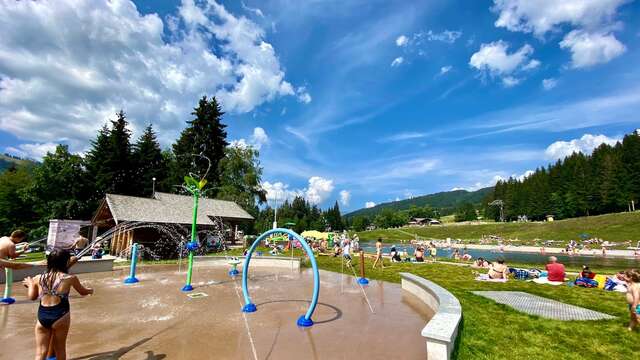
1,265,433,359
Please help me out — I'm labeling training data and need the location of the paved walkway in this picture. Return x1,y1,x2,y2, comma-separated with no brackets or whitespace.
472,291,616,321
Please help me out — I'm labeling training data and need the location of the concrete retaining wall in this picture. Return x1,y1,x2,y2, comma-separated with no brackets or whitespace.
194,256,300,270
1,258,115,284
400,272,462,360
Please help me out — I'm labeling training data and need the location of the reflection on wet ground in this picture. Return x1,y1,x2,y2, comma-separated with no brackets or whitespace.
1,265,432,359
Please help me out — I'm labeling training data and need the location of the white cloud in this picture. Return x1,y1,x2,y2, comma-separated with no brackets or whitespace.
390,57,404,67
229,139,250,149
542,78,557,90
306,176,335,205
492,0,629,68
470,41,537,76
545,134,620,159
380,132,428,142
395,35,409,47
0,0,299,151
262,176,335,206
452,169,532,191
492,0,629,37
453,175,505,192
515,170,534,181
261,181,303,203
296,86,312,104
559,30,626,68
230,126,270,150
396,29,463,50
339,190,351,206
5,142,58,160
501,76,521,87
365,201,376,208
521,59,541,70
241,1,264,18
439,66,452,75
425,30,463,43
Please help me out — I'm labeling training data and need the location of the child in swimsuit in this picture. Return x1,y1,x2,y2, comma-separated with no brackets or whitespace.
624,269,640,331
23,249,93,360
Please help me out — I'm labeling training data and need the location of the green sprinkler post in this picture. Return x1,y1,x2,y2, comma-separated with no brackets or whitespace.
182,175,205,292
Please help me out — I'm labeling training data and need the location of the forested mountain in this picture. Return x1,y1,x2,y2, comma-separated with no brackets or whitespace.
485,130,640,221
0,154,36,172
346,187,493,218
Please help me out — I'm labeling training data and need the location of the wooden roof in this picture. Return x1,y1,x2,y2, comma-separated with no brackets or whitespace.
92,192,253,225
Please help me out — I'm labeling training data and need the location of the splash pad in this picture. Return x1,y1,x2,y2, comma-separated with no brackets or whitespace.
1,265,433,359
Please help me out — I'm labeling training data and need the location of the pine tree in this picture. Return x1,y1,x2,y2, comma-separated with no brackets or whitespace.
132,124,167,196
86,110,133,197
172,96,228,195
85,124,111,201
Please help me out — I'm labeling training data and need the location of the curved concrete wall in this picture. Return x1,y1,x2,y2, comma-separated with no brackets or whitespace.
194,255,300,270
1,258,115,284
400,272,462,360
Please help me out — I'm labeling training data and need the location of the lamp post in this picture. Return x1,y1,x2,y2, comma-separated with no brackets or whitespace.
272,189,280,229
152,177,156,196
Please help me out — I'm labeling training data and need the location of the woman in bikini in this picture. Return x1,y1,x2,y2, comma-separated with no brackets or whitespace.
23,249,93,360
488,258,508,280
372,238,385,269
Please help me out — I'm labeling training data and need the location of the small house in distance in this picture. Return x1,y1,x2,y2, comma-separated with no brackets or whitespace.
407,217,441,226
92,192,254,256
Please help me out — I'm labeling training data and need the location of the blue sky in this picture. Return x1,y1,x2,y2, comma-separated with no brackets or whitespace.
1,0,639,212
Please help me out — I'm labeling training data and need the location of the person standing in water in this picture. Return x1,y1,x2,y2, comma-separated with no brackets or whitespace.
372,238,384,269
23,249,93,360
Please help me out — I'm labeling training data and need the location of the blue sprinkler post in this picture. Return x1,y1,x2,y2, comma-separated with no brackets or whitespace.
228,258,240,276
241,228,320,327
1,268,15,304
124,243,140,284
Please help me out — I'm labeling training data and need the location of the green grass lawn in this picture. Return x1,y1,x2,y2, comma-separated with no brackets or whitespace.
15,251,46,262
313,255,640,360
357,211,640,247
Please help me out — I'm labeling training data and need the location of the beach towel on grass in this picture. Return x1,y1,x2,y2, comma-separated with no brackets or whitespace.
533,278,564,286
575,278,599,288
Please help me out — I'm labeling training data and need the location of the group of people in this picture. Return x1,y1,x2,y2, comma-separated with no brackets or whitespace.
1,230,94,360
470,252,640,331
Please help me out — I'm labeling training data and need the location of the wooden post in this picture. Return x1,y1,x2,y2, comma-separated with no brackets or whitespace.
357,250,369,285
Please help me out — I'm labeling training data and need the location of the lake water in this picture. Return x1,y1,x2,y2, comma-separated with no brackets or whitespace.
359,242,640,269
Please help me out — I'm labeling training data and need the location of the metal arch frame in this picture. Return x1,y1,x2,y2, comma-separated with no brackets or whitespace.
241,228,319,327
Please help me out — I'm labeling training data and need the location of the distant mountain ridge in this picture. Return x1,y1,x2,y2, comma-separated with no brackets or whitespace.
345,187,493,218
0,153,37,172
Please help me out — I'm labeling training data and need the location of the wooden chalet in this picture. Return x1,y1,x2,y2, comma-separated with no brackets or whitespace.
92,192,254,256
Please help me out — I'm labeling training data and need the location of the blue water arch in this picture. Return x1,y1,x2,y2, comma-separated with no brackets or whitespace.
241,228,320,327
